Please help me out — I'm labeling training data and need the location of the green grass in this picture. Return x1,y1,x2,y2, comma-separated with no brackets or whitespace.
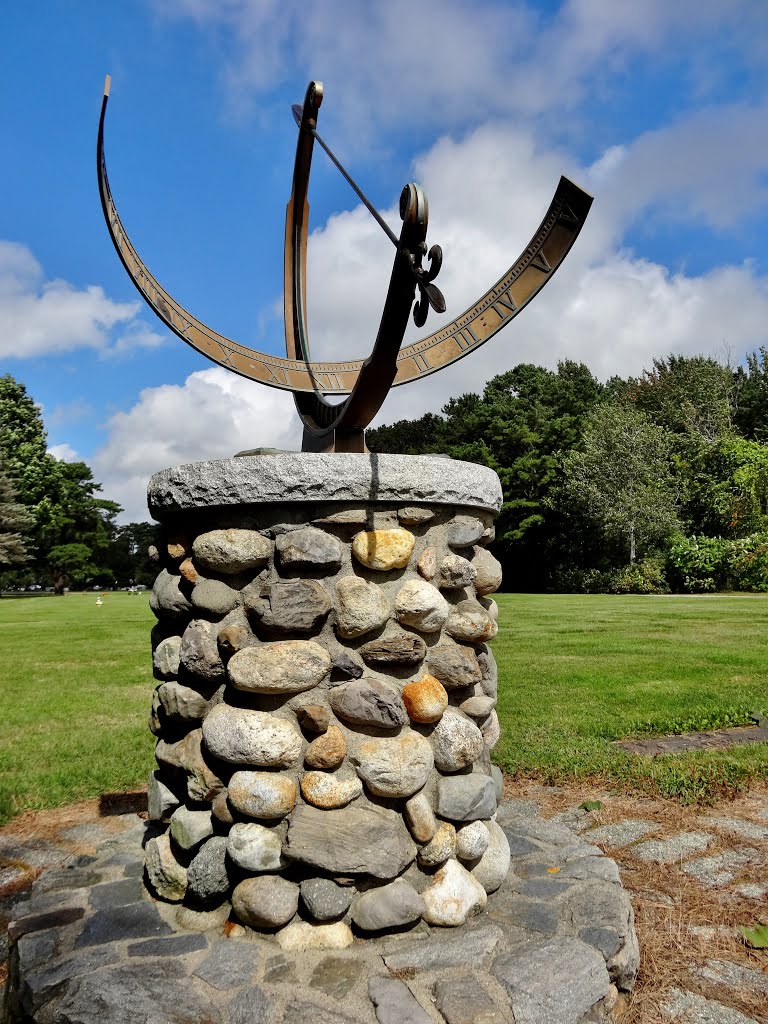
493,593,768,802
1,592,767,823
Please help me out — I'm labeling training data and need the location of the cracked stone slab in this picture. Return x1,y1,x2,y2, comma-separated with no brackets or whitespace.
661,987,761,1024
382,924,503,972
681,850,757,887
633,832,713,864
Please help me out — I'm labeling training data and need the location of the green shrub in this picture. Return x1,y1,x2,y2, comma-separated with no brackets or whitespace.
607,556,669,594
667,535,730,592
727,533,768,592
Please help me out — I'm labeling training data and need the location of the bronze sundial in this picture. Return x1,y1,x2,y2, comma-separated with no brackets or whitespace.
98,78,592,453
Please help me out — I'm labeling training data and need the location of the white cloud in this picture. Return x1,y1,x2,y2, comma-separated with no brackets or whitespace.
0,241,161,360
93,368,301,521
47,443,79,462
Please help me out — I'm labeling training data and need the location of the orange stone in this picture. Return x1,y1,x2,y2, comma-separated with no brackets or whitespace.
401,674,448,724
179,557,199,583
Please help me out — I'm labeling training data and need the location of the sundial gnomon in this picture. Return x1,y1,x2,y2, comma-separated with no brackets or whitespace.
97,79,592,452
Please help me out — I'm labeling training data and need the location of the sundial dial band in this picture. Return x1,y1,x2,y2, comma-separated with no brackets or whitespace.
97,77,592,451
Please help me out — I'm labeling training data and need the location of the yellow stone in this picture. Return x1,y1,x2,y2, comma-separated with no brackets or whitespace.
351,529,415,571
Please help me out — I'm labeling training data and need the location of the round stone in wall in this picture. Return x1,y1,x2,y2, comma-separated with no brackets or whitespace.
192,529,272,574
202,704,303,767
245,579,332,635
186,835,229,905
447,516,486,549
275,525,343,570
145,833,187,902
329,679,407,730
153,635,181,679
421,857,487,926
456,819,491,861
190,578,238,617
179,619,225,683
227,771,297,820
150,570,193,620
469,819,511,893
304,725,346,769
445,600,498,643
471,546,503,595
394,578,450,633
351,878,425,932
300,878,352,922
351,528,415,570
401,674,448,723
227,822,284,872
430,708,484,772
335,576,390,639
427,642,482,689
349,731,434,798
438,553,477,590
417,821,457,867
232,875,299,929
359,633,426,666
300,769,363,809
227,640,330,694
435,773,497,822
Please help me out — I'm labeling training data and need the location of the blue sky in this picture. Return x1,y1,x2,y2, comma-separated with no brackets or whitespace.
2,0,768,520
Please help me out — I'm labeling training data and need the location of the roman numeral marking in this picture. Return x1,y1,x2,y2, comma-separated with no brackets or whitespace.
557,203,579,227
454,323,481,350
413,352,430,373
530,251,551,273
265,363,289,386
310,371,342,391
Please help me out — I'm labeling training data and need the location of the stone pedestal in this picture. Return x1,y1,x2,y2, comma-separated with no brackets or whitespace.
145,453,508,941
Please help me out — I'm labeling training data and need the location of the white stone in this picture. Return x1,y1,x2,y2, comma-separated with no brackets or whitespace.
153,635,181,678
394,579,450,633
192,528,272,573
349,731,434,798
471,547,503,595
226,822,284,872
430,708,484,772
421,858,487,926
169,806,214,850
145,833,187,901
456,820,491,861
300,769,363,809
202,703,303,767
470,819,511,893
335,576,390,639
275,920,354,952
228,640,330,694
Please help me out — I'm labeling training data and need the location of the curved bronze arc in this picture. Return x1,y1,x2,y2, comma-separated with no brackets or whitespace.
97,80,592,400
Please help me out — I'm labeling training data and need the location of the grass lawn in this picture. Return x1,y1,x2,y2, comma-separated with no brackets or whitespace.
1,591,767,823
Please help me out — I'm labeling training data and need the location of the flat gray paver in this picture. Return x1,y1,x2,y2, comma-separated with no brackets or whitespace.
690,959,768,998
661,987,760,1024
633,832,713,864
587,820,657,847
681,850,757,887
700,817,768,842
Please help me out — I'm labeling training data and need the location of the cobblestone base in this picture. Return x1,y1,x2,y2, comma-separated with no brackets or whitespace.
2,799,638,1024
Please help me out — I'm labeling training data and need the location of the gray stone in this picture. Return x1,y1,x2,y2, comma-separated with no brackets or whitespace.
682,850,757,886
276,525,343,569
309,955,362,998
147,770,179,821
497,898,559,936
88,878,143,910
460,694,497,718
368,976,433,1024
282,998,358,1024
246,579,332,635
427,643,482,689
169,805,214,850
300,877,352,921
331,651,364,679
445,599,498,643
232,874,299,928
127,933,208,957
227,822,284,872
149,570,193,620
18,947,119,1015
179,618,225,682
152,635,181,678
579,926,622,959
191,578,239,617
173,728,224,803
335,575,390,638
383,923,503,972
193,940,261,988
149,455,502,520
55,961,221,1024
481,709,501,749
512,878,573,900
701,816,768,841
351,878,425,931
187,835,229,904
491,765,503,802
493,936,611,1024
472,546,503,595
478,645,498,697
434,974,511,1024
360,633,426,666
284,803,416,879
394,578,450,633
470,820,511,893
447,515,486,548
263,952,297,983
734,882,768,899
436,773,497,822
438,553,477,589
227,771,297,819
430,707,484,771
421,857,487,926
691,959,768,997
227,986,275,1024
404,791,438,843
192,528,272,573
157,680,211,721
661,988,760,1024
144,833,187,901
330,678,407,729
349,730,434,798
16,929,59,974
562,881,638,990
398,506,435,525
633,831,714,863
587,820,657,846
75,901,173,947
201,703,303,766
227,638,330,694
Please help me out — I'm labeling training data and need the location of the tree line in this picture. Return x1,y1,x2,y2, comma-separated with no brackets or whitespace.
367,350,768,593
0,375,158,594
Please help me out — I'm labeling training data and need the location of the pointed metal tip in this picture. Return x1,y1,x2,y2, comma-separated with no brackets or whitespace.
291,104,302,127
104,74,111,98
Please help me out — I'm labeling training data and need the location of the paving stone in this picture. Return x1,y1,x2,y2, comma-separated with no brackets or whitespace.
491,898,559,936
282,999,359,1024
8,905,85,941
193,938,261,988
434,973,512,1024
382,924,503,971
368,976,432,1024
691,959,768,997
227,985,275,1024
309,955,363,998
511,878,574,900
88,877,143,910
701,817,768,842
633,831,713,863
11,887,89,920
733,882,768,899
127,933,208,957
681,850,757,887
262,953,297,984
661,987,760,1024
75,900,172,946
493,936,611,1024
20,946,119,1014
587,820,657,846
578,925,622,959
501,830,543,857
16,928,58,972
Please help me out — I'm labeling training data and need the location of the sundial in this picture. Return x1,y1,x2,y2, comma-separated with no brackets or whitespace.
97,78,592,453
